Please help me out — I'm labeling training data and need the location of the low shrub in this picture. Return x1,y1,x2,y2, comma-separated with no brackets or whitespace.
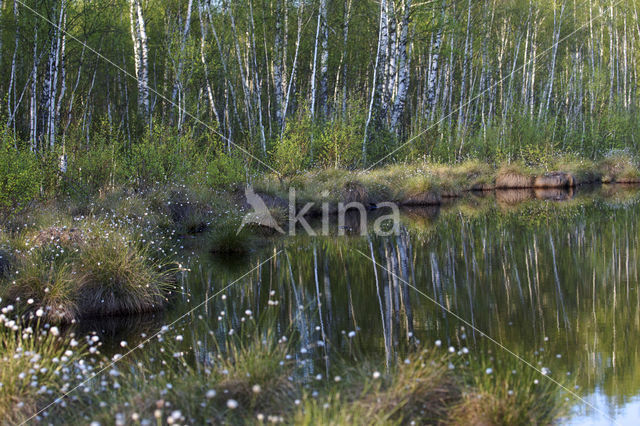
0,129,41,216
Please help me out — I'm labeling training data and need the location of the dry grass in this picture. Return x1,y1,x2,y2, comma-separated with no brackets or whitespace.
599,152,640,183
533,172,575,188
256,155,639,209
495,164,536,189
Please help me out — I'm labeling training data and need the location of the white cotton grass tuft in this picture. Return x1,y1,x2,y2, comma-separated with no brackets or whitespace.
226,399,238,409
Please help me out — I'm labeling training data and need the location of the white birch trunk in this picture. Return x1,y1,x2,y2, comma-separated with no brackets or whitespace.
129,0,149,121
310,4,321,118
172,0,194,130
29,27,38,152
425,0,445,121
273,0,285,128
318,0,329,117
390,0,412,132
363,0,388,163
281,0,304,137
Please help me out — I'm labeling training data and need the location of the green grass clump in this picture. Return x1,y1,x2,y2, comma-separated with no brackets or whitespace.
294,351,461,425
3,247,79,323
451,357,569,425
209,218,254,255
1,222,175,322
76,232,174,317
403,173,440,198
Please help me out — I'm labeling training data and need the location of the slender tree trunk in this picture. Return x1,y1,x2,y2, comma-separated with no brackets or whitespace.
456,0,473,142
281,0,304,137
228,3,255,140
363,0,388,164
29,26,38,152
340,0,352,116
310,3,322,119
425,1,445,121
248,0,266,153
172,0,194,131
197,2,220,126
390,0,412,132
273,0,285,128
7,0,19,133
130,0,149,123
204,1,238,139
318,0,329,117
383,0,397,120
540,1,565,122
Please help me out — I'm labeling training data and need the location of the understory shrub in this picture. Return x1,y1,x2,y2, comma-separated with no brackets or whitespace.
0,128,40,215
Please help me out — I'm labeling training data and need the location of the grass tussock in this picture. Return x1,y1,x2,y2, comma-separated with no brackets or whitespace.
495,163,536,189
3,248,79,323
295,351,461,425
599,151,640,183
450,358,569,425
1,221,175,323
75,234,174,317
209,218,254,255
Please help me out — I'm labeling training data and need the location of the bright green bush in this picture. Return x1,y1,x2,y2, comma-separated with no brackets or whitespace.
0,129,40,212
314,109,365,169
272,114,312,176
206,151,246,188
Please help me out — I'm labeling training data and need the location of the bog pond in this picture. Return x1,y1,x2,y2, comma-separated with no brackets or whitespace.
70,185,640,425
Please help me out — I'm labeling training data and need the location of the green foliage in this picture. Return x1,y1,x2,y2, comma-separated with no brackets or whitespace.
314,103,367,169
272,114,313,176
63,122,124,193
206,151,246,188
60,121,247,194
0,129,40,213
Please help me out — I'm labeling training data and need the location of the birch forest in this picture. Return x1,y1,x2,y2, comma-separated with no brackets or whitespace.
2,0,640,184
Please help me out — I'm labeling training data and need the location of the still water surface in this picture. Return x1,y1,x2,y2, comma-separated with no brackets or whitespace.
88,185,640,425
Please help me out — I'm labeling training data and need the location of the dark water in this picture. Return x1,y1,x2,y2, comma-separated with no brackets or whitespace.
89,185,640,425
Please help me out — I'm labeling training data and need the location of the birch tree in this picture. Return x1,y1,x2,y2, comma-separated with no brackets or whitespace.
130,0,149,122
390,0,413,132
